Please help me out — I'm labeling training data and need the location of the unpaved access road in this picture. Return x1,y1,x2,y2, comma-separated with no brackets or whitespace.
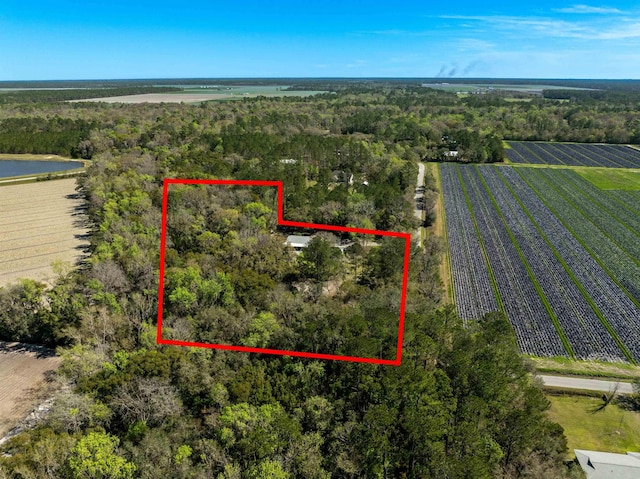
0,178,89,287
414,162,425,242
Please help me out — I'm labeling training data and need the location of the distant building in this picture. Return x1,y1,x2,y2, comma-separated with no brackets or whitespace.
443,150,459,158
575,449,640,479
280,158,298,165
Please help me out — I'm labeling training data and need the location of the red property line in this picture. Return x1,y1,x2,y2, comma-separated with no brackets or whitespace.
157,178,411,366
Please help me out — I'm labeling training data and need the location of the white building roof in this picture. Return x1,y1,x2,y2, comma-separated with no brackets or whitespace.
285,235,313,248
575,449,640,479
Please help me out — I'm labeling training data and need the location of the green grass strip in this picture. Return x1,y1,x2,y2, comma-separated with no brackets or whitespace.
510,168,636,363
455,165,505,314
437,164,455,304
473,165,575,359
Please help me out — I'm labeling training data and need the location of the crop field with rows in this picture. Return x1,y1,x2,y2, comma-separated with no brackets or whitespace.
441,157,640,362
505,141,640,168
0,179,89,287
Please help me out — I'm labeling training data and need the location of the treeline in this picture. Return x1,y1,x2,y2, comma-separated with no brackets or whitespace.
2,85,640,165
0,86,181,104
543,88,640,104
421,78,640,91
0,117,96,157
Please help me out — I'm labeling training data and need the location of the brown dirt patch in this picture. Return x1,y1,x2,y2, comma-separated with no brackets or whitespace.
68,93,231,103
0,342,60,437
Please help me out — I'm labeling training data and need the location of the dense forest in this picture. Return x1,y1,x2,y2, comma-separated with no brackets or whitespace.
0,87,180,105
0,82,622,477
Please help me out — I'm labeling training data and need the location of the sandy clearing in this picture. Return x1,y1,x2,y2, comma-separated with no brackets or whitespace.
0,178,89,288
68,90,322,104
68,93,240,103
0,341,60,438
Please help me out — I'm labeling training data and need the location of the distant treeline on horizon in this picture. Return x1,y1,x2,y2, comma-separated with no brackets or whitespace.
2,77,640,91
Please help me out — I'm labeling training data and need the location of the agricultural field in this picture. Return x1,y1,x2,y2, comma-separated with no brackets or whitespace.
0,342,59,439
505,141,640,168
0,178,89,287
68,85,327,104
441,158,640,362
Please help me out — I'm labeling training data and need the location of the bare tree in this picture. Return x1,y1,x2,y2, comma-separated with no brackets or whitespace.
110,377,182,426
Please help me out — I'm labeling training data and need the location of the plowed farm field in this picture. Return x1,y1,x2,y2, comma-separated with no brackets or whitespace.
0,178,89,287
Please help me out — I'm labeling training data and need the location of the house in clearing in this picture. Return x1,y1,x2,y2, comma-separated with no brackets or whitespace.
284,234,347,254
574,449,640,479
285,235,313,253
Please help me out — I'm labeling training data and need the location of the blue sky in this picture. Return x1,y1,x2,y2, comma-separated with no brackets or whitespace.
1,1,639,80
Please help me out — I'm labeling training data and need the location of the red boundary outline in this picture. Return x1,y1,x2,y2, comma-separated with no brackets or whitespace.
157,179,411,366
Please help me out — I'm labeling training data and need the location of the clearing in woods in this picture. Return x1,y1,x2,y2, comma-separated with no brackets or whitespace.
0,342,60,438
0,178,89,287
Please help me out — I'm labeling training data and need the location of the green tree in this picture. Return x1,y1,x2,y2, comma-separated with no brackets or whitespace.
68,432,136,479
298,237,342,281
248,459,289,479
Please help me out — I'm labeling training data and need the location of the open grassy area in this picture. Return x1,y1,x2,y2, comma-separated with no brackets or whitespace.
0,153,72,161
428,163,452,303
547,394,640,455
577,168,640,190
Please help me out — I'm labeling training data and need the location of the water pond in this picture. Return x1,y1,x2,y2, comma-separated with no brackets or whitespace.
0,159,83,179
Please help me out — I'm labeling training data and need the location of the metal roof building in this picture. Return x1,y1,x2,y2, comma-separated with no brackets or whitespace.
285,235,313,251
575,449,640,479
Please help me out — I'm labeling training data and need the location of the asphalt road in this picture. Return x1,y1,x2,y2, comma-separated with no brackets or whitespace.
539,375,635,394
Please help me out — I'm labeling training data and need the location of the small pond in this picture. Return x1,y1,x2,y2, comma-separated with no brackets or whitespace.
0,159,84,179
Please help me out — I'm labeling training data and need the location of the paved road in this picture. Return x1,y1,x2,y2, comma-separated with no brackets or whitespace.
539,375,635,394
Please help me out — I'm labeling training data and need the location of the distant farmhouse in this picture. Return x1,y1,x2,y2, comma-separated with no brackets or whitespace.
575,449,640,479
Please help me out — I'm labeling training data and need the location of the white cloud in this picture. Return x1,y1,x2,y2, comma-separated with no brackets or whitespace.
594,22,640,39
440,14,640,41
554,4,623,14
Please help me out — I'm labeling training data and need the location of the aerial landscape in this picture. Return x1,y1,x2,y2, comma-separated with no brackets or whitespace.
1,1,640,478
